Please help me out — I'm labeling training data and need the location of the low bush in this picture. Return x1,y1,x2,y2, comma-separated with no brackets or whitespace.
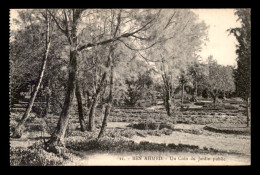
10,142,71,166
128,119,174,131
65,137,220,154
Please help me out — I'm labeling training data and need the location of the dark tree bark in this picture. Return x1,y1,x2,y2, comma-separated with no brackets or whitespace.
12,13,52,138
75,79,86,132
45,9,83,152
46,48,78,151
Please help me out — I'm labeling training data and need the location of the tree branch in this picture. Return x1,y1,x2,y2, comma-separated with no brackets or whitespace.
77,17,156,51
118,39,158,51
164,11,176,30
47,10,67,36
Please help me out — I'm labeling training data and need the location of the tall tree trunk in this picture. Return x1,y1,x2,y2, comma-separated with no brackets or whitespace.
247,97,251,127
46,48,78,151
98,58,114,139
75,79,86,132
45,9,84,153
12,16,52,138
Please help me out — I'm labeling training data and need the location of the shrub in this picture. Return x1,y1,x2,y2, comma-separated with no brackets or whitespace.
10,142,70,166
65,136,222,154
161,128,173,135
128,119,174,131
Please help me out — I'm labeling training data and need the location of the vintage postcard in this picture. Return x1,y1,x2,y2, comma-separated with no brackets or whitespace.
9,8,251,166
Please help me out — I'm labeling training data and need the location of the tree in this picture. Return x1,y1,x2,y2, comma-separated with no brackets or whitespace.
229,8,251,127
44,9,86,152
206,56,223,108
187,60,208,102
177,70,192,105
12,10,54,138
206,56,235,108
98,45,115,138
219,66,236,99
124,71,153,106
44,9,162,151
142,9,208,116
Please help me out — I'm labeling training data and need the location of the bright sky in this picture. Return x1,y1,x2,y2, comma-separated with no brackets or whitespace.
191,9,242,66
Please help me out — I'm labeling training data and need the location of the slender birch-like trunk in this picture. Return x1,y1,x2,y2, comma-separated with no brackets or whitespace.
12,13,52,138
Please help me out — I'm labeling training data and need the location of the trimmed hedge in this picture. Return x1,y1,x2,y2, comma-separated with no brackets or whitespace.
204,123,250,135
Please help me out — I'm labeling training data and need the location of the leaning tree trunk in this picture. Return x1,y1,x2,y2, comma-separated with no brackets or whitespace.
75,79,86,132
12,17,52,138
247,97,251,127
98,58,114,139
45,48,78,152
45,9,84,153
88,62,109,131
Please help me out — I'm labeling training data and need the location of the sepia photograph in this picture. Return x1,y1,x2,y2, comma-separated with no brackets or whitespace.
9,8,251,166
